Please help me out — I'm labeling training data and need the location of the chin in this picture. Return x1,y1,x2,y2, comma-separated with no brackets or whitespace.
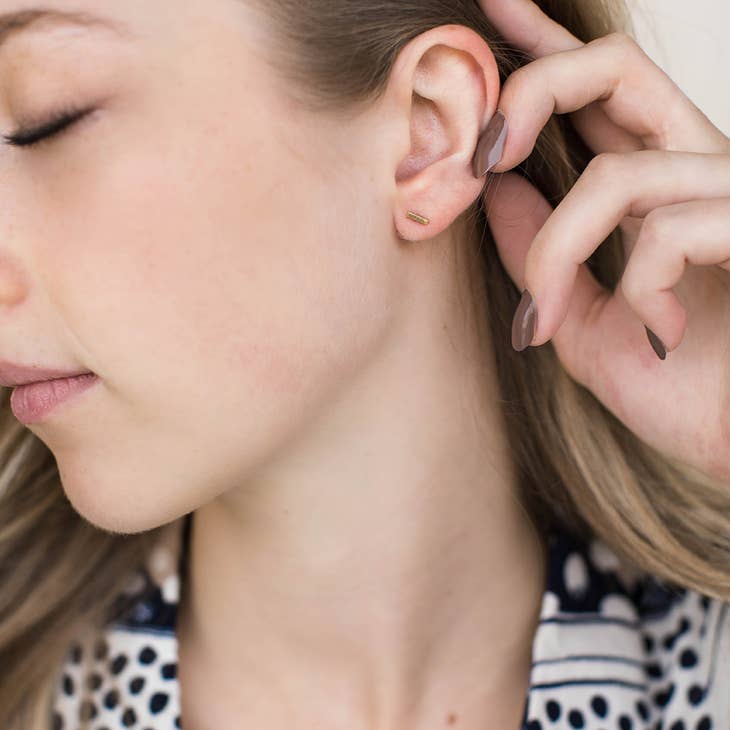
58,467,180,537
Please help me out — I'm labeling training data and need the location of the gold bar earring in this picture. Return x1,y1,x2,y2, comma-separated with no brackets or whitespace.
406,210,430,225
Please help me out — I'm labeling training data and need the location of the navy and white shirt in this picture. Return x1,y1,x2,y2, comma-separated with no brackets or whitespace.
52,513,730,729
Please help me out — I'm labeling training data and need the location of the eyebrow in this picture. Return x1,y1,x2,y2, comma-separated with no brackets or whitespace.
0,8,132,50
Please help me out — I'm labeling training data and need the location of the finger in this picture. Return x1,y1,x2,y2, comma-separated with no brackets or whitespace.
477,0,584,57
567,105,644,156
484,171,609,385
483,172,552,288
520,150,730,348
478,0,643,155
488,32,729,174
621,197,730,352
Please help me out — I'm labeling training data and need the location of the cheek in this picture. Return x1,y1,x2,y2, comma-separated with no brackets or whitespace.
18,14,401,530
41,101,394,431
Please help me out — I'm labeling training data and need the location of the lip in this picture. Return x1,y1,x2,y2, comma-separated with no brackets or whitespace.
10,373,100,424
0,360,93,388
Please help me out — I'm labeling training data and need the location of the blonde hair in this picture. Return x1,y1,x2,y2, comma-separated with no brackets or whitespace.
3,1,729,727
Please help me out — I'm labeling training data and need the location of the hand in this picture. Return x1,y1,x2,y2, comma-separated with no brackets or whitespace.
477,0,730,483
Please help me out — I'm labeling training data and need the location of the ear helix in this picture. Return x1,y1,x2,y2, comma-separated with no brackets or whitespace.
404,110,508,227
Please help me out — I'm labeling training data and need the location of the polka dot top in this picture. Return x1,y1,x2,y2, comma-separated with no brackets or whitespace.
51,514,730,729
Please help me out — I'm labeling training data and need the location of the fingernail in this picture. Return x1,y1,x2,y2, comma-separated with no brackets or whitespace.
512,289,538,352
645,326,666,360
472,109,508,178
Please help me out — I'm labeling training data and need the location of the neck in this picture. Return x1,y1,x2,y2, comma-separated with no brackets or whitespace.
176,226,548,729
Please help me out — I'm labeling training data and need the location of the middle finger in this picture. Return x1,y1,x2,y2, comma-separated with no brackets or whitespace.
490,32,729,174
523,150,730,346
478,0,642,156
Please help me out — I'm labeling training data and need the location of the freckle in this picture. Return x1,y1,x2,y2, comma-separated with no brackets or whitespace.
446,712,458,724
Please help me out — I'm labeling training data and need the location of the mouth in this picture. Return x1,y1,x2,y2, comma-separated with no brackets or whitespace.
10,373,100,425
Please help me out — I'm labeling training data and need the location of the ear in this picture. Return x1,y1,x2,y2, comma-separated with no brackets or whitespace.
385,25,501,241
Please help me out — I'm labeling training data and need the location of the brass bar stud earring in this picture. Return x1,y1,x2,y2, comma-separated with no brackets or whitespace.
406,211,430,225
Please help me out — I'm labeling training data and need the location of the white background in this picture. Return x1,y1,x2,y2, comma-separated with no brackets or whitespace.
627,0,729,136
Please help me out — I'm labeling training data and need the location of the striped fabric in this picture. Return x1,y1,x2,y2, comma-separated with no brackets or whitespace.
51,513,730,729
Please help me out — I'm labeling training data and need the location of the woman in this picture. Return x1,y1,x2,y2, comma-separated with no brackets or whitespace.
0,0,728,728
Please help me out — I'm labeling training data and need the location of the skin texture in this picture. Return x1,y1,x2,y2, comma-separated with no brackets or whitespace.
479,0,730,486
0,1,546,727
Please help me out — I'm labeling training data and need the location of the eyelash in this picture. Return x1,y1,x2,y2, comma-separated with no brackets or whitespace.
1,105,95,149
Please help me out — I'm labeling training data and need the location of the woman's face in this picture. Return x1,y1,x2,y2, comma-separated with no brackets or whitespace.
2,1,404,532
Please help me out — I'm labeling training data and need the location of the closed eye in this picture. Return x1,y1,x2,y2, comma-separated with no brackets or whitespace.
2,106,95,149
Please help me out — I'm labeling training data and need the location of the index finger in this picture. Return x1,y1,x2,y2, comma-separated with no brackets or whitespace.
477,0,729,166
478,0,584,57
487,33,729,173
477,0,642,162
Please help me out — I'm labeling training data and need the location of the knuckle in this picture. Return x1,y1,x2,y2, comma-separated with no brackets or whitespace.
526,23,549,59
507,63,531,89
620,209,671,303
601,31,641,55
584,152,624,182
641,208,674,246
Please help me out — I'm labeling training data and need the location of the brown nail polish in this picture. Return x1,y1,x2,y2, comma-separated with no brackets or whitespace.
645,326,666,360
472,109,508,178
512,289,538,352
